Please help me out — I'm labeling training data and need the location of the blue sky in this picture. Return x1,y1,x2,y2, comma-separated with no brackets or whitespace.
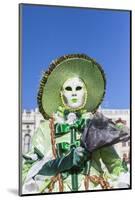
21,4,130,110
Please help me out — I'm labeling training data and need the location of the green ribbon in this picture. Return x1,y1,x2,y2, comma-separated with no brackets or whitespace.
55,118,89,137
58,140,81,152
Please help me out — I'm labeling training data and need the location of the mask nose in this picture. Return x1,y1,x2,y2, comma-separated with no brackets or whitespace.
72,94,77,97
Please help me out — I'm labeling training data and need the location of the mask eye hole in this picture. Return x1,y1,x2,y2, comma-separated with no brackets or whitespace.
65,86,72,91
76,86,82,91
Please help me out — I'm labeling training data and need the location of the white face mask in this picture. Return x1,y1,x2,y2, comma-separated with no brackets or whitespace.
61,77,87,109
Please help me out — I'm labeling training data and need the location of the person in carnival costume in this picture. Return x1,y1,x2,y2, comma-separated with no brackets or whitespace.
22,54,130,194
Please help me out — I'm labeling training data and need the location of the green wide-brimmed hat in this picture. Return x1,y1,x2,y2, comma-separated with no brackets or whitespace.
37,54,106,119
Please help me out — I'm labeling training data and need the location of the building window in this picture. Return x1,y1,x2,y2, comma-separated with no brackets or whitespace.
123,153,127,158
40,120,45,123
26,111,31,118
122,142,126,147
122,153,129,163
24,133,31,153
122,153,127,161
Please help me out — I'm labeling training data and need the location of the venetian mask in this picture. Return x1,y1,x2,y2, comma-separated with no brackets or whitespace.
61,77,87,110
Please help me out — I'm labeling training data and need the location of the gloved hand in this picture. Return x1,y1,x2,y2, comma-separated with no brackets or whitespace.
72,146,89,167
37,147,90,176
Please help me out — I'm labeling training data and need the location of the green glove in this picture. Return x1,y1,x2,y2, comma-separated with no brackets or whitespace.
38,147,89,176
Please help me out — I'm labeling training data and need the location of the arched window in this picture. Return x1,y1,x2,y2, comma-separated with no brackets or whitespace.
123,153,127,158
24,133,31,153
122,141,126,147
122,153,128,163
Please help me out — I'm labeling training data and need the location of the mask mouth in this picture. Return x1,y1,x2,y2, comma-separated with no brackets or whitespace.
71,98,78,103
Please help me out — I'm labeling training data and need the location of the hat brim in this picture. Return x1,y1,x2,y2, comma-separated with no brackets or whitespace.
38,54,106,119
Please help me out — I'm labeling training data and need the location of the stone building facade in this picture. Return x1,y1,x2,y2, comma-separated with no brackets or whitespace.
21,108,130,162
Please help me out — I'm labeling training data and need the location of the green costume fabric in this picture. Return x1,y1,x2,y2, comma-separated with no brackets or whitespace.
37,147,89,176
22,119,126,193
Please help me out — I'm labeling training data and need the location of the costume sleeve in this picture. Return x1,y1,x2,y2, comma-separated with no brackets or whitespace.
37,147,88,176
22,121,52,184
100,146,126,176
